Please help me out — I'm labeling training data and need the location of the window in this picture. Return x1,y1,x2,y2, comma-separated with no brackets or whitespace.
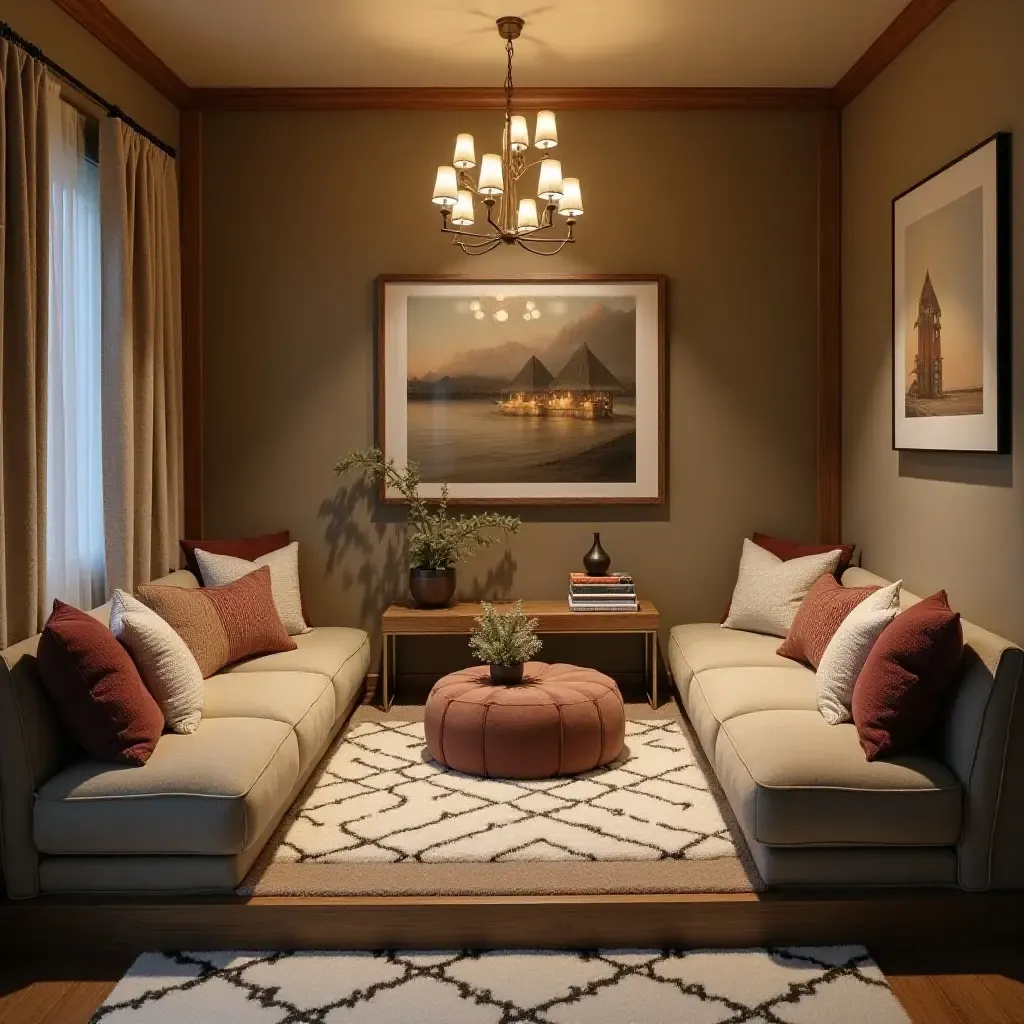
46,96,105,609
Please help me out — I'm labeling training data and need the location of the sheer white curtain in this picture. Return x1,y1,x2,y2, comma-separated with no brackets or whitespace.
45,87,105,609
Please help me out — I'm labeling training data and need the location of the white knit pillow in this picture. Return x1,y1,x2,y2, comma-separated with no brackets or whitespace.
723,539,842,638
109,590,204,734
817,580,903,725
194,541,310,635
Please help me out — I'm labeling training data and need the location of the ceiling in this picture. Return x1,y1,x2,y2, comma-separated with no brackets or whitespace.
101,0,911,89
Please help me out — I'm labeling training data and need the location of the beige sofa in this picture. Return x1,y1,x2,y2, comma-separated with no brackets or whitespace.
0,569,370,899
670,567,1024,890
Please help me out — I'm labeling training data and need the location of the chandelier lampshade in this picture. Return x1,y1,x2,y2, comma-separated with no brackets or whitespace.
430,16,581,255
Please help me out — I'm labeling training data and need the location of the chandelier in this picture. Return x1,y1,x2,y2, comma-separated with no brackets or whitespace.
431,16,583,256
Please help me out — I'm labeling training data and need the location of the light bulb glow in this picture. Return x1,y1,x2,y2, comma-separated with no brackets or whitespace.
493,308,509,323
453,133,476,169
509,115,529,152
451,189,475,226
469,300,481,312
517,198,539,233
537,159,563,201
474,310,485,320
478,153,504,195
558,177,583,217
535,110,558,149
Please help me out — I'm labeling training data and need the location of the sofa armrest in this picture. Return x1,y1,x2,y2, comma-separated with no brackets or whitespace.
0,634,77,898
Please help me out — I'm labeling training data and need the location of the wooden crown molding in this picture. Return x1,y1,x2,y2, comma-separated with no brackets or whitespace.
192,86,835,112
50,0,191,108
833,0,960,107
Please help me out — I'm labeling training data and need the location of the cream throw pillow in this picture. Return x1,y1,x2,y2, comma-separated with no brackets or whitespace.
109,590,204,734
723,539,842,638
194,541,310,635
816,580,903,725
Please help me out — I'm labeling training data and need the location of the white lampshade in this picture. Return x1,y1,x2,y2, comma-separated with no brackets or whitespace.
558,177,583,217
509,115,529,152
453,133,476,169
535,110,558,149
432,165,458,206
537,159,563,201
517,198,539,233
478,153,504,195
451,190,475,226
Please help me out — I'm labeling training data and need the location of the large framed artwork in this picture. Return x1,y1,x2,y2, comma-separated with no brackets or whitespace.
378,275,666,504
893,132,1012,453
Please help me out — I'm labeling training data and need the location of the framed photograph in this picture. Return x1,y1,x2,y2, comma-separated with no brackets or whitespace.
893,132,1012,453
378,275,666,504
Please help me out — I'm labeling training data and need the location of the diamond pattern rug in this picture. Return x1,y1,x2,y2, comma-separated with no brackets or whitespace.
274,719,736,864
90,947,909,1023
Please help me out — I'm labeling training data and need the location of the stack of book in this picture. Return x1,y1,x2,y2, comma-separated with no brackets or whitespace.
568,572,638,612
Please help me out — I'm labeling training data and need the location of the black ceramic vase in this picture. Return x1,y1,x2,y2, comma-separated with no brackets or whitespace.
408,567,456,608
582,533,611,576
490,662,524,685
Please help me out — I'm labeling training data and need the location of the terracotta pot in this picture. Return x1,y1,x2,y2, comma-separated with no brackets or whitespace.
408,567,456,608
489,662,525,685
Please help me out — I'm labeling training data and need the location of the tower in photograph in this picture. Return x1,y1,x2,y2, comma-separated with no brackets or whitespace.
912,271,943,399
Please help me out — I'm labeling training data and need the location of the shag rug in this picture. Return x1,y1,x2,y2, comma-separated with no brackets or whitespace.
90,947,909,1023
242,705,762,896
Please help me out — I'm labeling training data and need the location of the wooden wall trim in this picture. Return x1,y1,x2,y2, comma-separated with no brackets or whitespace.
50,0,191,108
832,0,959,107
193,86,835,112
180,109,204,538
816,108,842,545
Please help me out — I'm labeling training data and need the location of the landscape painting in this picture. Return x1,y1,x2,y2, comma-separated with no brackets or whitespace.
379,278,665,503
893,133,1011,453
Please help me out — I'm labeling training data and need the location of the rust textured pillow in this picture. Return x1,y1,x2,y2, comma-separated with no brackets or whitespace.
179,530,289,583
852,591,964,761
137,566,296,678
777,575,880,669
36,600,165,766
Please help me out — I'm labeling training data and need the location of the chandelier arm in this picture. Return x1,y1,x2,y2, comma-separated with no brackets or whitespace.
483,201,507,237
441,226,501,241
458,237,503,256
514,237,574,256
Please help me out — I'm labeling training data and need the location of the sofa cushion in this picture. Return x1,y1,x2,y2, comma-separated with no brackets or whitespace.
202,670,337,764
686,666,817,757
669,623,797,704
715,710,962,847
34,717,299,856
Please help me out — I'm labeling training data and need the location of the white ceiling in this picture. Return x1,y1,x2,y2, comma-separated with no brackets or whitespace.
102,0,911,89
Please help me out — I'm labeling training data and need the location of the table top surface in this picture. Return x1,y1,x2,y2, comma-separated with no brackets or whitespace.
382,599,659,634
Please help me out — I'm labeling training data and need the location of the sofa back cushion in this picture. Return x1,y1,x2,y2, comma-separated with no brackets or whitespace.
137,566,296,678
37,601,165,766
179,530,290,584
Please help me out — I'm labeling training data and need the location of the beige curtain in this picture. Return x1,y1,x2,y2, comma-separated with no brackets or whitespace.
0,43,50,648
100,119,183,594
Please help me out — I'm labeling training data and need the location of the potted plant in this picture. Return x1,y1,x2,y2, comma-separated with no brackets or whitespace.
334,448,521,608
469,601,543,685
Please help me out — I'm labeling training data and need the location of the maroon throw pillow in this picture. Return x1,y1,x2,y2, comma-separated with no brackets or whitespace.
37,600,165,766
721,533,857,622
777,575,880,669
179,530,290,583
852,591,964,761
752,533,856,576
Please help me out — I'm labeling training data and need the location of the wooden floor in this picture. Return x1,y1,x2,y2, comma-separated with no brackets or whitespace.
2,946,1023,1023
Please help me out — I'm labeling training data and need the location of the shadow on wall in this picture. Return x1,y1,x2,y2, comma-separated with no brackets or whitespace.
899,450,1013,488
459,548,518,602
318,476,406,623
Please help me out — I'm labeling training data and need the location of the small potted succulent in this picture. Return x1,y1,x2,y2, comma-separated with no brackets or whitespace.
334,448,521,608
469,601,543,685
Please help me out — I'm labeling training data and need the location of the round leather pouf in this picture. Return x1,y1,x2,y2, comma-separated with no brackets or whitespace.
424,662,625,779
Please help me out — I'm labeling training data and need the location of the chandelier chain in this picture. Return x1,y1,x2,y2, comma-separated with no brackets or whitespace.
504,35,514,124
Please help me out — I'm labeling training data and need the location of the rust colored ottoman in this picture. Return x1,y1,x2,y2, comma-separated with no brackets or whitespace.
424,662,625,779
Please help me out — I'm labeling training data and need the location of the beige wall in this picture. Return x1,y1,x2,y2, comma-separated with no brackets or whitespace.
0,0,179,146
842,0,1023,644
202,108,821,658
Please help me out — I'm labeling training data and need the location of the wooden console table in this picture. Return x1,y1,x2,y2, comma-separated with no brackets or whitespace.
380,599,661,711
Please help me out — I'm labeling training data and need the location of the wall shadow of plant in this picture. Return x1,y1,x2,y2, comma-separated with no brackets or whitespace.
459,548,518,602
318,476,406,627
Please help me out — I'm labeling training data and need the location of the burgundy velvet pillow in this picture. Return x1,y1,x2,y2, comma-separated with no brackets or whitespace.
36,600,165,766
180,530,290,583
852,591,964,761
777,574,880,669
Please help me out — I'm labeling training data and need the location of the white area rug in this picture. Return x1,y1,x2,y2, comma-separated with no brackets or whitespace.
90,947,909,1023
274,719,737,864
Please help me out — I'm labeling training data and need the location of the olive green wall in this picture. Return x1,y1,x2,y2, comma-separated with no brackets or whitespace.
202,108,822,663
842,0,1023,643
0,0,179,146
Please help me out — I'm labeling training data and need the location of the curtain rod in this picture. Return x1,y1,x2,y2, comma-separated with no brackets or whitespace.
0,20,177,160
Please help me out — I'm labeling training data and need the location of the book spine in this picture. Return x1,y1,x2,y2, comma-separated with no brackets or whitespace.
569,575,634,585
570,587,637,596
